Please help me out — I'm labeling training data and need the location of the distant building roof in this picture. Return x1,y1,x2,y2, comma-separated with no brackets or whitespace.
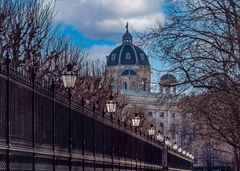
160,74,177,81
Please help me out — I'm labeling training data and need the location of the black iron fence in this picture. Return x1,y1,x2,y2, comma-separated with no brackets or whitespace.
0,65,192,171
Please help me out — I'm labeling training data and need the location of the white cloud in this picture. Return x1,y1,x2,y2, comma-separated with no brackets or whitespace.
87,44,116,61
52,0,165,41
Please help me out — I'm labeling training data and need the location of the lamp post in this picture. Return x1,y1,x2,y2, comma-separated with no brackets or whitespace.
131,113,140,170
62,63,77,171
156,131,170,171
106,95,116,171
131,113,140,127
163,137,171,171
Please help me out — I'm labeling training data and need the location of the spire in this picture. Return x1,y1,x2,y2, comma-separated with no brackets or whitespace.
122,22,132,44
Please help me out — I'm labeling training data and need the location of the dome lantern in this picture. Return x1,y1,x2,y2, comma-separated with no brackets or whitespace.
160,74,177,95
122,22,132,44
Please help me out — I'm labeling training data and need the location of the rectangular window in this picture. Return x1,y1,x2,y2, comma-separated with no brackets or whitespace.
148,112,152,117
172,113,175,118
160,112,164,117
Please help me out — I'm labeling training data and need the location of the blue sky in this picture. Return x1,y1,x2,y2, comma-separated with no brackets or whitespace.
51,0,168,86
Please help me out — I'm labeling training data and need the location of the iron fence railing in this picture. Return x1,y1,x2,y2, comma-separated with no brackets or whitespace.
0,65,192,171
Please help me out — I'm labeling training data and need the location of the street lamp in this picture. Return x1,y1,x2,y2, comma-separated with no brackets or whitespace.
191,155,194,160
156,131,164,142
106,95,116,113
182,149,186,155
132,113,140,127
177,146,182,153
173,142,178,150
168,140,172,147
165,137,171,146
148,124,155,136
62,64,77,89
62,63,77,171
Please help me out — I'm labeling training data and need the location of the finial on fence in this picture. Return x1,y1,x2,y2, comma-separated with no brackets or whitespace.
93,104,96,113
51,79,55,91
102,109,105,117
124,121,127,128
81,96,85,109
5,50,11,69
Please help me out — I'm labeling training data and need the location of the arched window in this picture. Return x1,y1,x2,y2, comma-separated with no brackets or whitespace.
121,70,137,76
141,78,146,91
148,111,152,117
160,112,164,117
123,82,127,90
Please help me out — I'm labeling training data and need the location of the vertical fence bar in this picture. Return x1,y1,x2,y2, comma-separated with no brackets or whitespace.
102,111,105,171
31,69,36,171
82,98,85,171
124,122,127,170
111,115,114,171
135,129,138,171
130,126,133,171
51,80,56,171
93,104,96,171
118,118,121,171
5,54,10,171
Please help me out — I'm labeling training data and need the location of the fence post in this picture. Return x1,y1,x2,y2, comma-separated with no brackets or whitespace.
68,89,72,171
135,128,138,171
82,97,85,170
124,122,127,170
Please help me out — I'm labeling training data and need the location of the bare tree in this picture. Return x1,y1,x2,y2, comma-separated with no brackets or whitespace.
141,0,240,169
0,0,124,116
0,0,56,67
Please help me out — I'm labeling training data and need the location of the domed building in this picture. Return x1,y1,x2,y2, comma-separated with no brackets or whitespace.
106,24,192,151
106,24,151,93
